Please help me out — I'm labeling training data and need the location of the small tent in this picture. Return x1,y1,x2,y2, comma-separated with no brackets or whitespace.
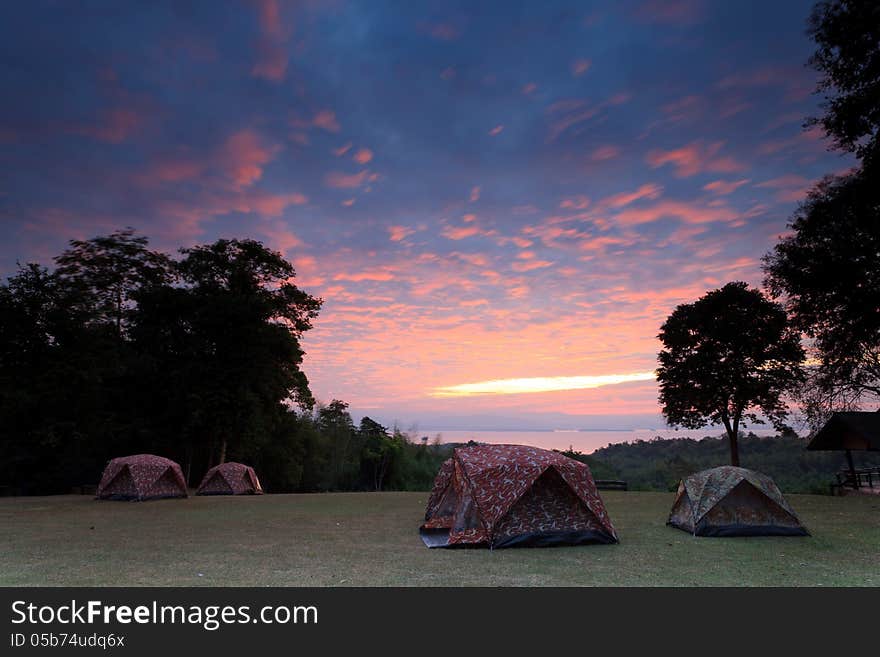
668,466,808,537
420,444,618,548
97,454,188,501
196,462,263,495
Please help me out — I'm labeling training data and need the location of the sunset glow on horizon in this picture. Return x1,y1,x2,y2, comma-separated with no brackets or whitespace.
432,372,657,397
0,0,850,429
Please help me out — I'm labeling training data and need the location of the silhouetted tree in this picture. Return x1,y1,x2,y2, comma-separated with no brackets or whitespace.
172,238,322,466
760,0,880,429
54,228,173,339
763,173,880,427
359,417,401,491
807,0,880,163
657,282,805,466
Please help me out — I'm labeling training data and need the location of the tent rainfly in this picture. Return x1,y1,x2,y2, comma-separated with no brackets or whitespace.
97,454,188,501
420,444,618,548
196,462,263,495
668,466,808,537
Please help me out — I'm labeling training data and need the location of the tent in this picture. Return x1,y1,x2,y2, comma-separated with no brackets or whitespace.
96,454,188,501
667,466,808,537
196,462,263,495
420,444,618,548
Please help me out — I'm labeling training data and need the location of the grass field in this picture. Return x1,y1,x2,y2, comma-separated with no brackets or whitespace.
2,491,878,586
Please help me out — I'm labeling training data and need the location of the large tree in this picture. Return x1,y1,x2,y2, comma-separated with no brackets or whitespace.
657,282,805,466
761,0,880,428
167,238,322,466
807,0,880,164
54,228,173,339
763,172,880,426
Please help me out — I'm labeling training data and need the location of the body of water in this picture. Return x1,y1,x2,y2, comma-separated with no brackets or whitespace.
420,428,780,454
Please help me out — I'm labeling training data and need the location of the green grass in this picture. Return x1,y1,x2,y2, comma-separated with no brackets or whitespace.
2,491,878,586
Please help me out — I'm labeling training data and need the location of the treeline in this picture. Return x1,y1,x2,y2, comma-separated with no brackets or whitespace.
0,230,446,494
571,433,861,495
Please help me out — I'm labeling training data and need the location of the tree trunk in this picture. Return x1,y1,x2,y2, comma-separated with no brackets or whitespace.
218,437,227,465
721,414,740,467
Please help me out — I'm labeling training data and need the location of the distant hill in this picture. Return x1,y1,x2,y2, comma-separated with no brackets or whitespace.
567,433,873,495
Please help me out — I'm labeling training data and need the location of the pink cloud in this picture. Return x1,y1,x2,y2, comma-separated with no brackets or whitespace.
260,221,302,253
68,107,143,144
591,145,620,161
522,82,537,95
423,22,461,41
560,195,590,210
324,170,378,189
488,125,504,136
313,110,340,133
388,225,415,242
703,179,751,195
646,141,745,177
333,268,396,282
222,129,280,188
333,142,352,156
756,175,814,203
612,200,739,226
511,259,553,272
442,225,483,240
352,148,373,164
469,186,481,202
251,0,289,81
571,59,592,77
601,183,663,208
636,0,704,24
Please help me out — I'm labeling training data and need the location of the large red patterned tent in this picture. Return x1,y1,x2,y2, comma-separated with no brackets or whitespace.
420,444,618,548
96,454,188,501
196,462,263,495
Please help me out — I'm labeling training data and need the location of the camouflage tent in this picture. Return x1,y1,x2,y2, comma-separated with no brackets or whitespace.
196,462,263,495
420,444,618,548
97,454,188,501
668,466,808,537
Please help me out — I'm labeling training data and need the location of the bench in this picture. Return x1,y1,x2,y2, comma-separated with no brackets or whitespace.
830,466,880,495
595,480,628,491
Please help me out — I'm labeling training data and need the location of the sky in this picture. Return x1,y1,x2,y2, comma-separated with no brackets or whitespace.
0,0,853,432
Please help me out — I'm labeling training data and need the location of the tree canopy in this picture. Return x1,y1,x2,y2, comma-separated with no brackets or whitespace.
807,0,880,163
656,282,805,466
763,171,880,425
761,0,880,428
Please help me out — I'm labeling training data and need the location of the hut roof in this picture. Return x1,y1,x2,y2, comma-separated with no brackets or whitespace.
807,411,880,451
